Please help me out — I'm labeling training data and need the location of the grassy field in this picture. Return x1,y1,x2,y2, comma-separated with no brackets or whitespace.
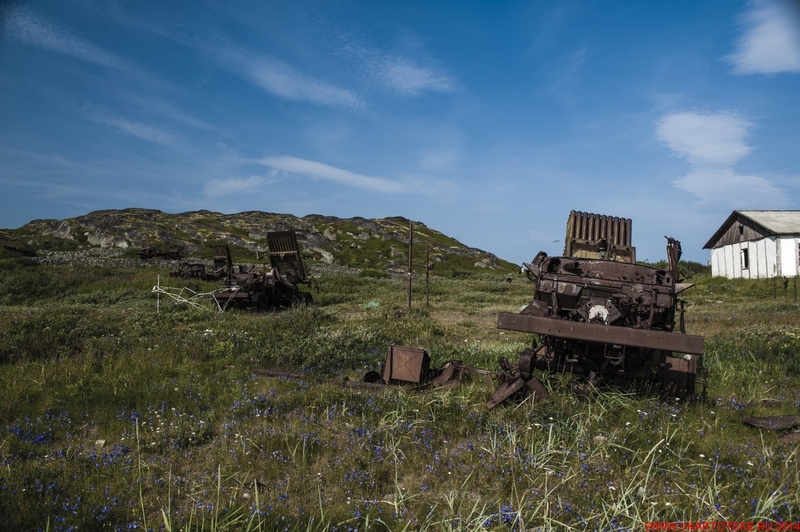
1,257,800,531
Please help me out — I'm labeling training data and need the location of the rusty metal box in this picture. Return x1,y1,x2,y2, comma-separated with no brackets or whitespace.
383,345,430,383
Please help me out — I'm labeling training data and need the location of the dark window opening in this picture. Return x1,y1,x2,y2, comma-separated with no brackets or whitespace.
741,248,750,270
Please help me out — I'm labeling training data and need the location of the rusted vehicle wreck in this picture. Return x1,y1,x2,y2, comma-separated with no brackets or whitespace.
208,230,313,311
490,211,704,407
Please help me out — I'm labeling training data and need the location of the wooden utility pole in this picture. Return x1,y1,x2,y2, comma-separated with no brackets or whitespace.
407,221,413,310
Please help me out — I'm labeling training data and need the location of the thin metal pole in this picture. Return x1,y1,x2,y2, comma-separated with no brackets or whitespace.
407,221,413,310
425,244,430,306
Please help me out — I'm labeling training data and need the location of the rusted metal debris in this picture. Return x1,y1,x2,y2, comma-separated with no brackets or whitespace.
167,230,313,311
169,262,210,280
383,345,430,383
198,231,313,311
779,433,800,444
744,415,800,443
139,246,182,261
743,415,800,431
170,245,234,281
244,344,492,394
250,367,305,379
489,211,705,408
486,354,549,409
345,345,491,390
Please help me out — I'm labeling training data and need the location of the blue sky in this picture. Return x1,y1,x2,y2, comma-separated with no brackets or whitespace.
2,1,799,265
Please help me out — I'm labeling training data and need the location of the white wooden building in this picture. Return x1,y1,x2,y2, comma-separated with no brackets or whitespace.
703,210,800,279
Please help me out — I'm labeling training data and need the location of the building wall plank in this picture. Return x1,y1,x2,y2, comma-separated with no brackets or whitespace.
711,214,771,249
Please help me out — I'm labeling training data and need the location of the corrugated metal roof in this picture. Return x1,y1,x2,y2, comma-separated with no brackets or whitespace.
738,210,800,234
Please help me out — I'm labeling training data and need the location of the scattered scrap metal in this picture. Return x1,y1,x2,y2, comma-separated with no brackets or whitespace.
239,345,492,393
744,415,800,444
488,211,706,408
344,345,492,390
486,354,549,409
151,279,211,311
744,415,800,431
139,246,182,261
164,230,314,311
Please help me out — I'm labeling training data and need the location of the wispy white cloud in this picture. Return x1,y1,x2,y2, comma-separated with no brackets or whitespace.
656,111,788,206
547,47,588,94
373,56,457,96
248,58,363,109
419,148,461,172
203,176,268,197
86,110,176,145
726,0,800,74
261,156,404,193
219,49,364,109
673,168,787,207
656,112,752,166
395,173,460,197
4,6,127,70
339,34,458,96
117,90,217,132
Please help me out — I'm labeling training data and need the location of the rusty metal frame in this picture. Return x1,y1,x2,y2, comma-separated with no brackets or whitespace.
564,210,635,263
382,345,430,383
267,231,307,284
497,313,704,355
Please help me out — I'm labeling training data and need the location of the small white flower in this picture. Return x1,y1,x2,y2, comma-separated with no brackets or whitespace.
699,454,705,458
747,461,754,466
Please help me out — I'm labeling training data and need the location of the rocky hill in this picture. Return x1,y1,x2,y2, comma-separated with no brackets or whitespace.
1,209,516,275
